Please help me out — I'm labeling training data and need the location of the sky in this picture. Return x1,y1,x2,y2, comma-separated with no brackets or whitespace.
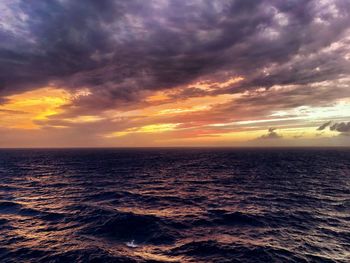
0,0,350,147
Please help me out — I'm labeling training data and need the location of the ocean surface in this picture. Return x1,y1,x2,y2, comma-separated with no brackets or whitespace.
0,148,349,263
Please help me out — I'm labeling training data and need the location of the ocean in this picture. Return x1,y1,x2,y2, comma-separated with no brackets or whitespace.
0,148,349,262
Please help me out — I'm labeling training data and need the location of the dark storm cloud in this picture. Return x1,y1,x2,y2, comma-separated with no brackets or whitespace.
1,0,350,113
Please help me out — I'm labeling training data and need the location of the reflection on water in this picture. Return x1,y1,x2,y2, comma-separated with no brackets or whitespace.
0,148,349,262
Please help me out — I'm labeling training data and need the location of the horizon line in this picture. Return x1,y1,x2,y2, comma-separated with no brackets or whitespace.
1,146,350,150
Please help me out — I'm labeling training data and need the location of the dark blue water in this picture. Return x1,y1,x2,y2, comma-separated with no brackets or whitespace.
0,148,349,262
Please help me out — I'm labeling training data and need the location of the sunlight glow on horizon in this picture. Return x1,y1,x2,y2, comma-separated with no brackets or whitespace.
0,83,349,147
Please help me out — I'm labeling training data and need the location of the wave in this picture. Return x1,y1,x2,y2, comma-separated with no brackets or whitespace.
170,240,338,263
85,211,178,245
1,247,139,263
0,200,65,221
0,149,349,262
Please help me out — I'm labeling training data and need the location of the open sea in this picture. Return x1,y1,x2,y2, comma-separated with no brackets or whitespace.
0,148,349,263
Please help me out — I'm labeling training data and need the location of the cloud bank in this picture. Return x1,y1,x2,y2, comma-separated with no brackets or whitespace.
1,0,350,146
1,1,350,105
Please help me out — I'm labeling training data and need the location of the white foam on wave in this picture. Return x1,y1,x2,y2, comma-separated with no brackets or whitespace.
126,240,138,248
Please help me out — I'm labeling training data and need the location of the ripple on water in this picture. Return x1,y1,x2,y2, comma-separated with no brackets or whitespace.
0,148,349,262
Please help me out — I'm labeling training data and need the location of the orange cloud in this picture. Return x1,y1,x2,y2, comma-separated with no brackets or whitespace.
0,88,70,129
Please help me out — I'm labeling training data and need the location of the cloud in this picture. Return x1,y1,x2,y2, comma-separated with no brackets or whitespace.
259,127,282,139
1,0,350,115
317,121,332,130
1,0,350,147
316,121,350,136
0,109,27,114
330,121,350,135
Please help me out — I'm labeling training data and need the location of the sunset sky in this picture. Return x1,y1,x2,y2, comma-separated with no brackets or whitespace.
1,0,350,147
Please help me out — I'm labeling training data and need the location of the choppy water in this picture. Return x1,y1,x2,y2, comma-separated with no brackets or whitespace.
0,148,349,263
